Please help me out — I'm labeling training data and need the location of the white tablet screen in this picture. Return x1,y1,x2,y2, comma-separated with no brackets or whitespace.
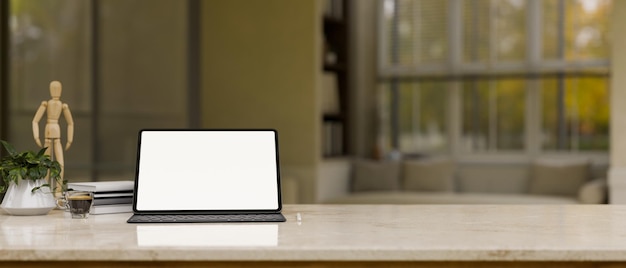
134,130,280,211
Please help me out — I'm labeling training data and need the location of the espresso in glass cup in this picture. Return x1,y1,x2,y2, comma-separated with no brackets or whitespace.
66,191,94,219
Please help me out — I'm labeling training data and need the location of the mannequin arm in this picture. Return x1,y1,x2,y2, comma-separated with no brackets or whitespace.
32,101,47,147
63,103,74,150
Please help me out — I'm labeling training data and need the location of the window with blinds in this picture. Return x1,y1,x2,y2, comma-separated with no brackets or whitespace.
381,0,448,72
463,0,526,63
378,0,610,156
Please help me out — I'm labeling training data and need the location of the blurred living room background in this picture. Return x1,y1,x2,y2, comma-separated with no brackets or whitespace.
0,0,619,204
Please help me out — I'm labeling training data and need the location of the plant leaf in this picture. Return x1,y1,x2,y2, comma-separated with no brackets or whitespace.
0,140,17,156
0,140,63,191
36,147,47,158
31,183,51,193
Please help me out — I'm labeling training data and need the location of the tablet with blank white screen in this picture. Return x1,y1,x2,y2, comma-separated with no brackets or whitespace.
127,129,286,223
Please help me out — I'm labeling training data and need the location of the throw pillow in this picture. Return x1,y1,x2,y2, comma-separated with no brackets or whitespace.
578,179,607,204
351,160,401,192
528,158,590,197
402,159,455,192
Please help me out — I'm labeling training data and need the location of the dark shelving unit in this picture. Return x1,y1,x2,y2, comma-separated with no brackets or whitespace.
321,0,350,157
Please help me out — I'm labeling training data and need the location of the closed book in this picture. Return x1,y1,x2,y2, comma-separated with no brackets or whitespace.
94,192,133,198
93,196,133,206
91,204,133,215
68,181,134,192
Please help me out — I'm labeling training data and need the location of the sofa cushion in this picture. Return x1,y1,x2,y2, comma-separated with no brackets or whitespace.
323,192,578,205
351,160,401,192
529,158,590,197
457,165,529,194
578,178,607,204
403,159,455,192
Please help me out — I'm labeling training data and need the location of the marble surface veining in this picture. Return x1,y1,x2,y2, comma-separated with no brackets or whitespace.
1,204,626,261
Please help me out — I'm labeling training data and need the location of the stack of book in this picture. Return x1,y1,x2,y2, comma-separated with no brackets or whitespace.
67,180,134,215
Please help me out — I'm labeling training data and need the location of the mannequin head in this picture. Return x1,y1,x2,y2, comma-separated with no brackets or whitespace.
49,81,62,98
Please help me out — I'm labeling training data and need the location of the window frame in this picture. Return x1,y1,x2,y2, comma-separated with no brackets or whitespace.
0,0,200,179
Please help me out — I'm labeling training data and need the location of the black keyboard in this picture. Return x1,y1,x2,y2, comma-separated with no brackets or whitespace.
127,213,286,223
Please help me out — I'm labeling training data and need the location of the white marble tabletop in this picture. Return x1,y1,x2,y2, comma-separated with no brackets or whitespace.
1,204,626,262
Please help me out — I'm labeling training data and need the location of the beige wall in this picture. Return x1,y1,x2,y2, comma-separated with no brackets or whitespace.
201,0,320,203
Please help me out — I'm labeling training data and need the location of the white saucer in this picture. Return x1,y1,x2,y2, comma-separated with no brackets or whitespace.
1,206,56,216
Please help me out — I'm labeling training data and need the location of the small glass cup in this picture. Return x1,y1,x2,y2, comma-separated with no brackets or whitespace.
66,191,94,219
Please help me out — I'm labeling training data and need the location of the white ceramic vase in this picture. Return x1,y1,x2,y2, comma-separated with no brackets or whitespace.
1,178,56,216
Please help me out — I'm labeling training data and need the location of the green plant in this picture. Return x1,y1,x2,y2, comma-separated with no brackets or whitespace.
0,140,64,193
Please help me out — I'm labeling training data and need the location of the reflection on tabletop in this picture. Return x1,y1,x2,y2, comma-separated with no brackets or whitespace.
136,224,279,247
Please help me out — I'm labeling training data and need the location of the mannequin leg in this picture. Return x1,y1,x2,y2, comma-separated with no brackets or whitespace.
53,139,64,194
42,139,53,185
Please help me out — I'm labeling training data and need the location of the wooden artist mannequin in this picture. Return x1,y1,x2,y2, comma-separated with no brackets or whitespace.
32,81,74,190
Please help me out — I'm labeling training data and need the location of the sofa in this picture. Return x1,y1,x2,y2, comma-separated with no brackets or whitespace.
317,157,608,205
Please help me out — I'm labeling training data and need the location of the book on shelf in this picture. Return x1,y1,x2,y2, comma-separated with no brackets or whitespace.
322,72,340,115
322,121,343,156
91,203,133,215
67,180,134,193
323,0,344,19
